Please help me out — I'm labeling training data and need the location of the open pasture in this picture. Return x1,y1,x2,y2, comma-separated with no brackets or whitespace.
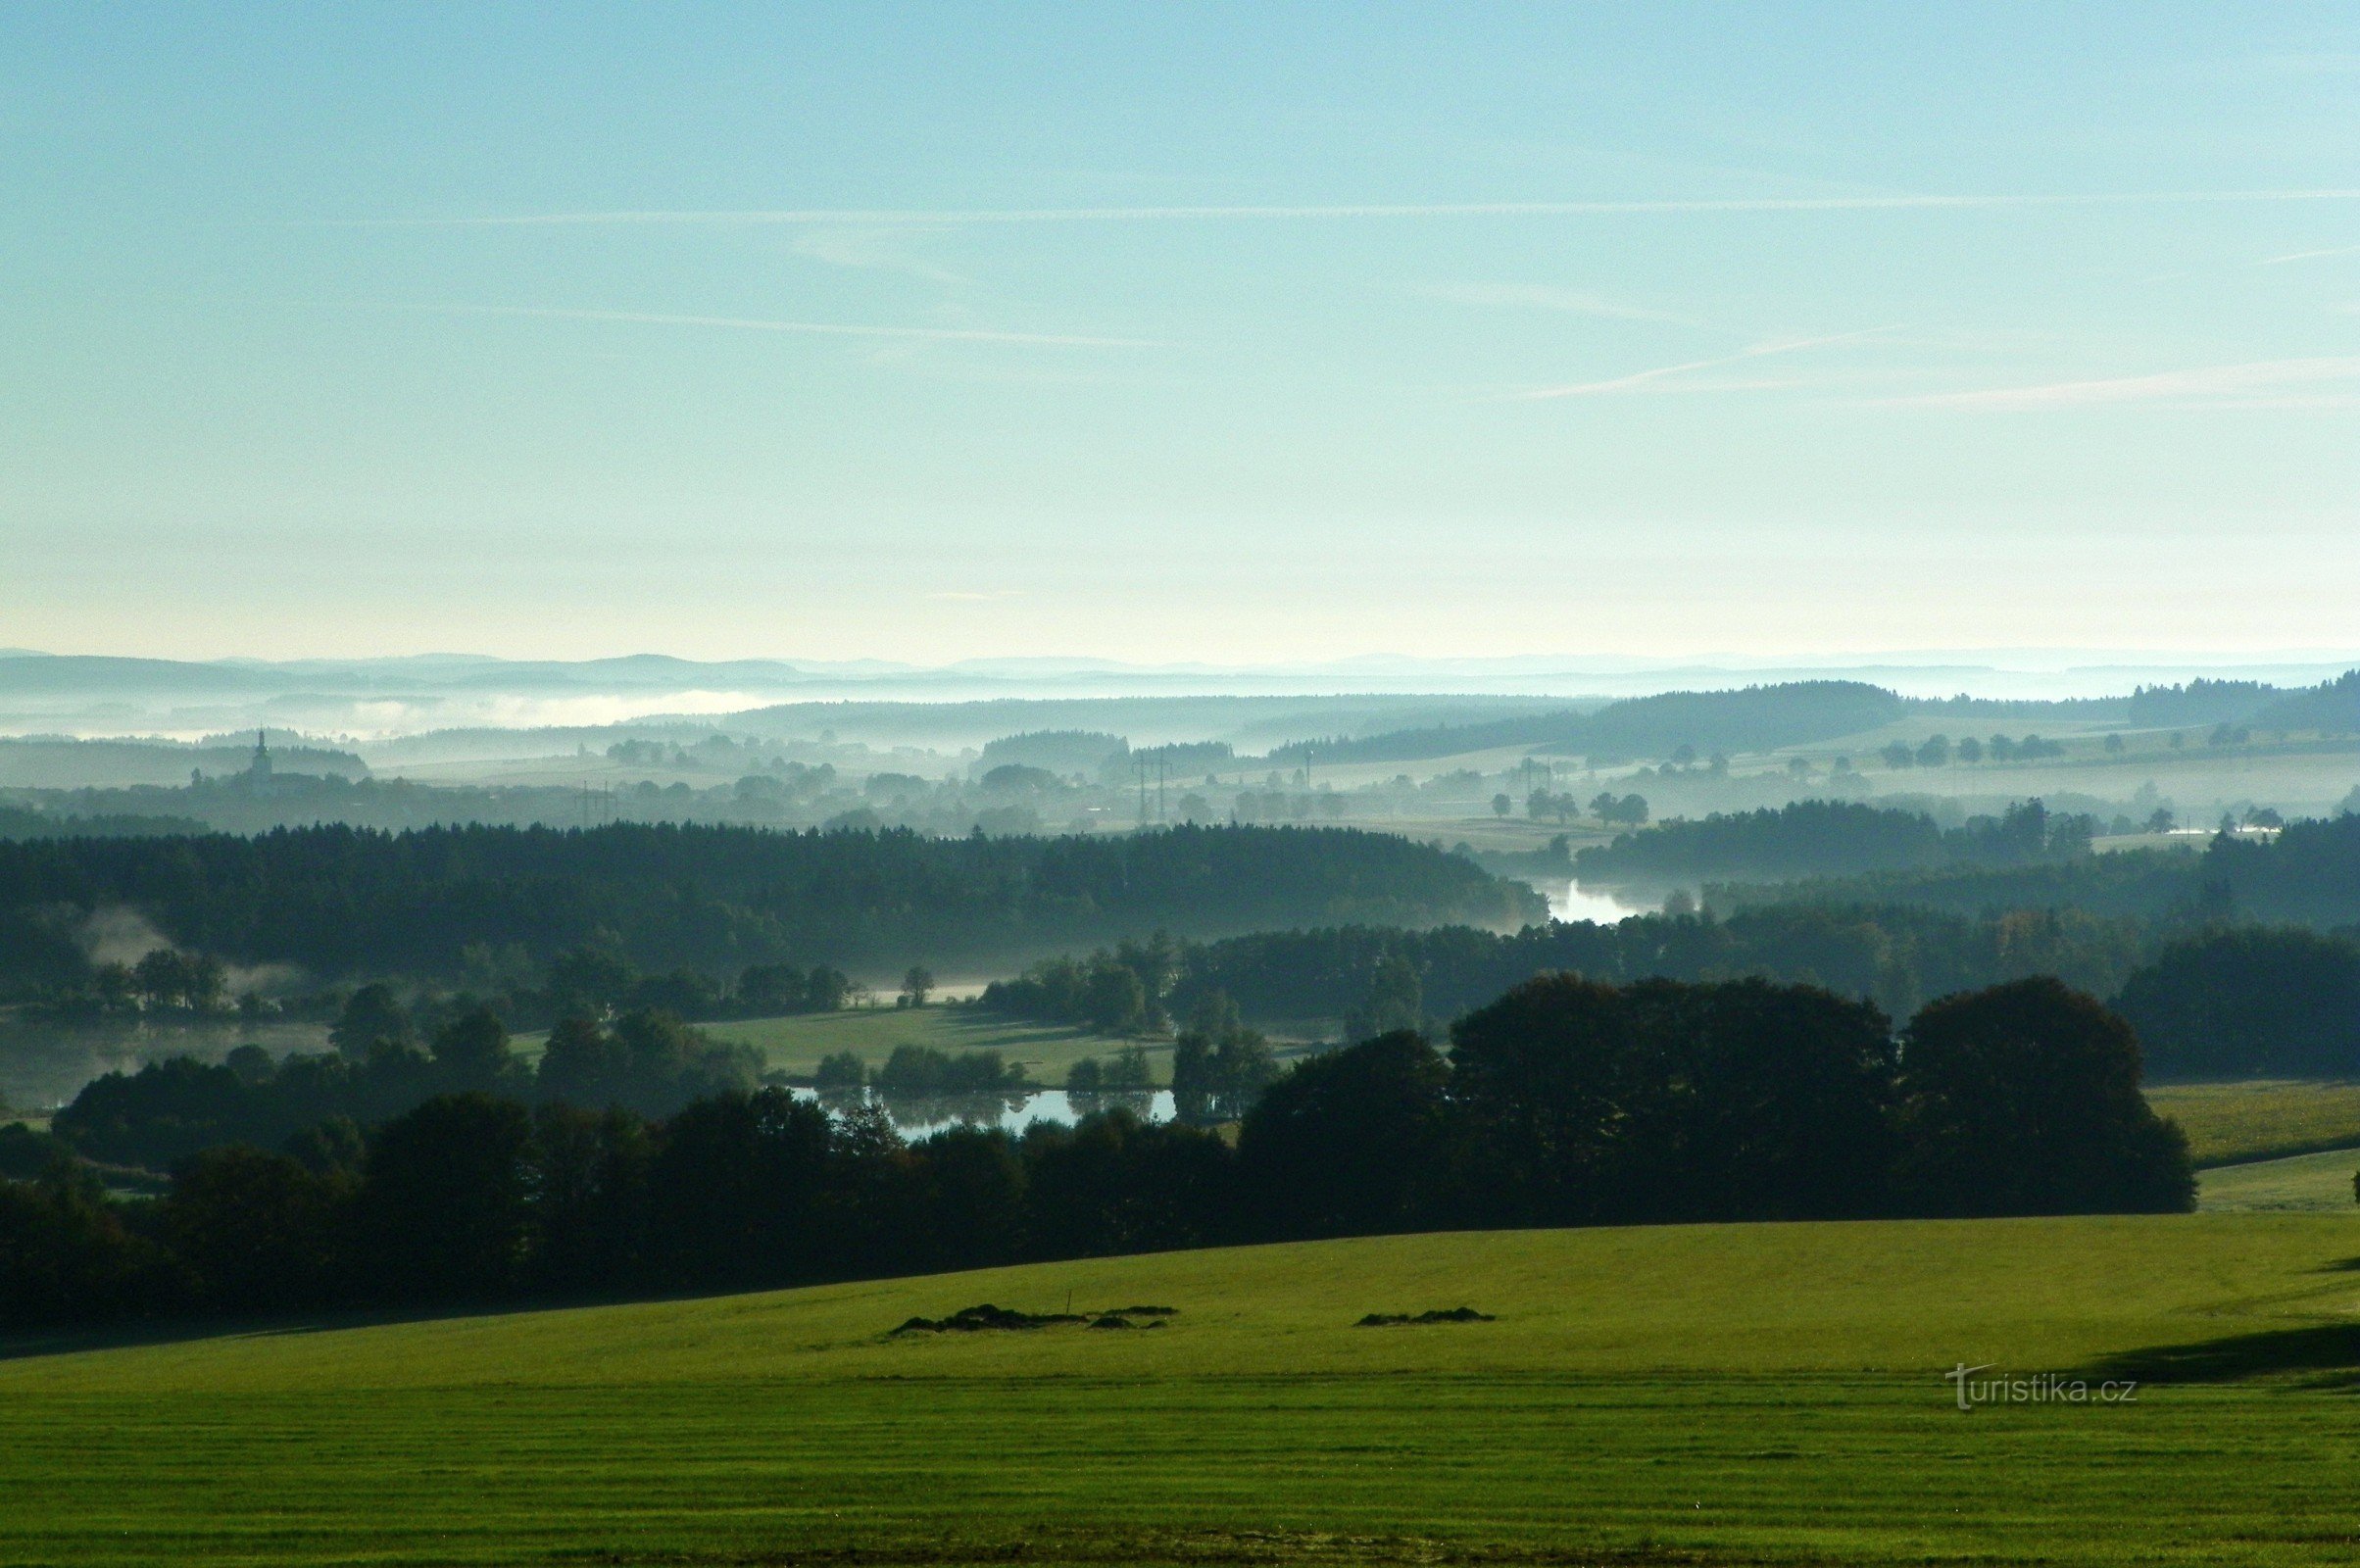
699,1004,1155,1086
2148,1078,2360,1166
11,1214,2360,1565
2198,1148,2360,1212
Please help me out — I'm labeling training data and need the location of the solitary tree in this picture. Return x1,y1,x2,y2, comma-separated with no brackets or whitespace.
901,966,935,1008
429,1005,517,1095
330,982,411,1058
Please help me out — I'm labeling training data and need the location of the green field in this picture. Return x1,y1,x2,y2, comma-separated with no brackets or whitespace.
2146,1078,2360,1166
13,1213,2360,1565
2198,1147,2360,1212
699,1004,1156,1086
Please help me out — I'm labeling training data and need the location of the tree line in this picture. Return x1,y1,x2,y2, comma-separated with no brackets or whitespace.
39,985,1272,1178
1572,799,2100,889
1714,810,2360,929
984,903,2360,1081
54,902,2340,1178
988,904,2153,1042
1275,681,1909,766
50,1006,764,1172
2115,925,2360,1079
0,820,1546,1002
0,972,2189,1333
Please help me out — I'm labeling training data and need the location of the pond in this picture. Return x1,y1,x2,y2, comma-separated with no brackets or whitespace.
800,1086,1177,1137
0,1018,1181,1135
0,1016,325,1115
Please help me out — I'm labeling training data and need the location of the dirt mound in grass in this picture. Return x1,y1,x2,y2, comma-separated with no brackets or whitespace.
893,1302,1179,1335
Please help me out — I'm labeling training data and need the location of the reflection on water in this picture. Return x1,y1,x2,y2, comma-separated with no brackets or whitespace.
804,1086,1175,1138
1545,879,1653,924
0,1018,320,1114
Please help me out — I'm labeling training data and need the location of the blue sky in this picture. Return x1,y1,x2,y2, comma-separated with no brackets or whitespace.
3,3,2355,662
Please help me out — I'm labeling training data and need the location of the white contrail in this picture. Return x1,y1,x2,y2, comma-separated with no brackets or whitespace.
2258,241,2360,265
1881,356,2360,409
396,303,1163,348
321,190,2360,228
1507,326,1895,401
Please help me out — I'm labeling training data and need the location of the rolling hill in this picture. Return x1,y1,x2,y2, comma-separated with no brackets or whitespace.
9,1214,2360,1565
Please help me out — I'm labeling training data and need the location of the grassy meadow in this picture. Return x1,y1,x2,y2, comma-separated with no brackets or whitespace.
2199,1148,2360,1212
699,1004,1155,1086
2147,1079,2360,1166
12,1213,2360,1565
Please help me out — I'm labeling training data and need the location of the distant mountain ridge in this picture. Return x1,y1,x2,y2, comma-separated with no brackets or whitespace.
1270,669,2360,766
1,652,2354,754
1275,681,1911,764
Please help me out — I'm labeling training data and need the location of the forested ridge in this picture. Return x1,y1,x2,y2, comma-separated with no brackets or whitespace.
1571,799,2098,887
990,906,2360,1081
1278,680,1908,764
0,821,1543,992
992,905,2155,1037
1713,811,2360,928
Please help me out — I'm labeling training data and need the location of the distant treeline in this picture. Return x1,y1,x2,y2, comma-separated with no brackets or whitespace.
985,906,2360,1081
1267,669,2360,768
0,973,2188,1333
0,736,368,791
0,821,1544,998
5,774,710,838
0,804,208,841
2248,669,2360,736
1275,681,1909,765
2124,678,2286,728
49,1007,762,1172
1570,799,2099,888
2116,925,2360,1080
989,905,2154,1038
1714,810,2360,929
974,731,1238,785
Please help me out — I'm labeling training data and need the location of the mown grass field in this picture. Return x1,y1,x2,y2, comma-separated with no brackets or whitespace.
11,1213,2360,1565
2147,1078,2360,1166
701,1005,1155,1086
2199,1147,2360,1212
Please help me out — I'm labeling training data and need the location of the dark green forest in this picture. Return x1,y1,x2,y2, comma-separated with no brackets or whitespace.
2,973,2189,1333
987,905,2360,1081
1710,810,2360,928
989,905,2149,1037
1570,799,2099,887
0,804,208,841
2115,925,2360,1079
0,821,1544,997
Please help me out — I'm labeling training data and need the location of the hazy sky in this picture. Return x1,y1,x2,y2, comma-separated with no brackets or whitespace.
4,4,2356,662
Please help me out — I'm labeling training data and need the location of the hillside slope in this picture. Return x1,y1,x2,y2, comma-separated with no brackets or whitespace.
10,1217,2360,1565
